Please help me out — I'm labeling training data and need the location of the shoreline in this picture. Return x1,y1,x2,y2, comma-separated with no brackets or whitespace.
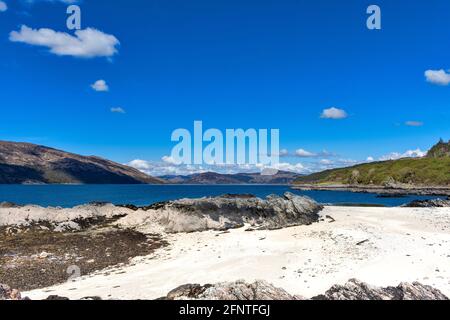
292,184,450,196
21,205,450,300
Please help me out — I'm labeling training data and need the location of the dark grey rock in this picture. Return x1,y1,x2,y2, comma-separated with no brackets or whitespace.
0,202,18,209
403,198,450,208
45,295,70,300
164,280,302,300
142,192,323,232
312,279,449,300
162,279,449,301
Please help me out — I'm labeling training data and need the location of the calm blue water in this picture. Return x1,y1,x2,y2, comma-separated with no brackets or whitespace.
0,185,439,208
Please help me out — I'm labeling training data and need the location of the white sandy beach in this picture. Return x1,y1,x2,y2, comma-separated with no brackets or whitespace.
25,206,450,300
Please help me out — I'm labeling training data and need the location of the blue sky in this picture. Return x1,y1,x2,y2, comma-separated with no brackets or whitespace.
1,0,450,175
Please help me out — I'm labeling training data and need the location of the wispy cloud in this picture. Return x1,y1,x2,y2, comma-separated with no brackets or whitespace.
320,107,348,119
10,25,120,59
295,149,316,157
405,121,424,127
110,107,125,114
91,80,109,92
425,69,450,86
0,1,7,12
379,148,426,161
294,148,336,158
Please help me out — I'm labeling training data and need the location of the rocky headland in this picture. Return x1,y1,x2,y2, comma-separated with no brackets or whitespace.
292,184,450,197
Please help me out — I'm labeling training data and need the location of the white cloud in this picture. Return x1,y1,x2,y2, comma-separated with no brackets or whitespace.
161,155,180,165
279,149,289,157
127,154,381,177
127,158,309,177
270,162,305,173
320,107,348,120
319,159,333,165
127,159,151,171
379,148,426,161
91,80,109,92
294,148,336,158
337,158,358,165
366,156,374,162
110,107,125,114
295,149,316,158
0,1,7,12
405,121,424,127
425,69,450,86
10,25,119,59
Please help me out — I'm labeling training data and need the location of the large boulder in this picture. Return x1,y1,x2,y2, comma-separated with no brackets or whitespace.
312,279,449,300
117,192,323,233
402,198,450,208
163,280,301,300
0,193,322,235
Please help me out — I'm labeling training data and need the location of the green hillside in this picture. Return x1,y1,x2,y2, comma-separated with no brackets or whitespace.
295,141,450,187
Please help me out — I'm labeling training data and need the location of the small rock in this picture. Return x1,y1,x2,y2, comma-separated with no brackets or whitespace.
45,295,70,300
39,251,50,259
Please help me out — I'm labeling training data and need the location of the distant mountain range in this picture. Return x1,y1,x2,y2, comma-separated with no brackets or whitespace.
294,140,450,187
0,141,164,184
0,141,301,185
3,139,448,187
160,171,302,185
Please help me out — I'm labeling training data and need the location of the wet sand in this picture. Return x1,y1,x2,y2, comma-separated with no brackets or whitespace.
0,224,167,291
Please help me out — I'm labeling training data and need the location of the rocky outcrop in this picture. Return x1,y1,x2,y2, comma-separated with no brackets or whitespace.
0,284,23,300
0,193,322,234
0,203,129,232
117,192,323,233
427,139,450,158
163,280,302,300
7,279,448,301
403,198,450,208
161,279,449,300
312,279,449,300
